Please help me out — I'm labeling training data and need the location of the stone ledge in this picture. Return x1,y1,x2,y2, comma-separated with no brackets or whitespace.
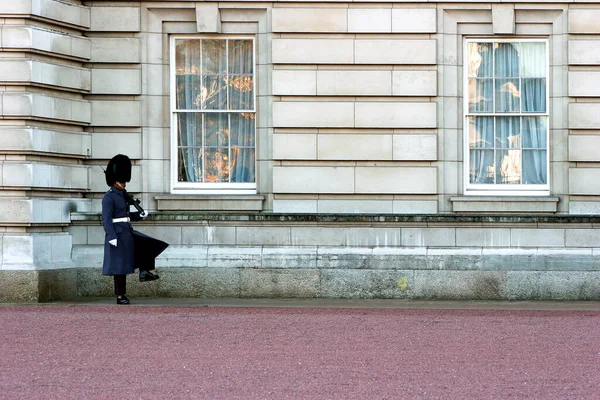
71,211,600,224
155,195,265,212
450,197,559,214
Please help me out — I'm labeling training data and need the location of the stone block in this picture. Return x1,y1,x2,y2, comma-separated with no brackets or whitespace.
273,166,354,194
76,268,113,297
318,134,392,160
510,229,565,248
411,271,505,300
392,71,437,96
568,40,600,65
568,103,600,129
90,100,140,127
2,163,87,190
272,70,316,96
92,132,141,159
565,229,600,248
568,9,600,34
1,26,90,60
317,247,372,269
456,228,511,247
235,227,291,246
34,61,90,91
569,168,600,195
181,226,236,245
272,8,346,32
393,134,437,160
33,0,90,29
207,246,261,268
2,93,90,125
241,269,320,298
348,9,391,33
273,102,354,128
317,70,392,96
0,60,32,82
355,102,437,128
402,227,455,247
156,268,240,298
568,71,600,97
355,167,437,194
273,134,317,160
91,69,141,95
318,199,394,214
262,247,318,269
450,197,559,213
0,127,90,157
391,9,437,33
320,270,412,299
569,135,600,161
569,201,600,214
90,38,141,63
272,39,354,64
492,4,515,34
355,40,436,64
293,227,401,247
392,200,438,214
507,271,600,301
90,7,140,32
272,199,317,213
2,236,34,267
0,271,38,302
196,3,221,33
38,269,78,301
151,246,207,268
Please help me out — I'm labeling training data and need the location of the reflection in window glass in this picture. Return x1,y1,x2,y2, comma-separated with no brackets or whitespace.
174,38,255,185
465,40,548,190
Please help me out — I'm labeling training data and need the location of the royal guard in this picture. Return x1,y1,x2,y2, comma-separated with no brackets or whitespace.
102,154,169,304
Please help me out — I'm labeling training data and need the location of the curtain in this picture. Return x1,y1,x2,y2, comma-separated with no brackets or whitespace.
467,41,547,186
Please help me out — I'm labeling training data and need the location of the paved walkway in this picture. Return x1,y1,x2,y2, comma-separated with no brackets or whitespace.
1,299,599,399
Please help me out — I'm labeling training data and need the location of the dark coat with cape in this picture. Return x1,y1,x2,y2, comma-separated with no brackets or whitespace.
101,187,168,276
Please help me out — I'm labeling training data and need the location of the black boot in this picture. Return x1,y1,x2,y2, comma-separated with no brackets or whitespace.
139,270,160,282
117,295,130,305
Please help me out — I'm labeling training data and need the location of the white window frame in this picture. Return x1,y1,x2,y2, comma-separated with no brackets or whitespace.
169,35,257,195
463,38,550,196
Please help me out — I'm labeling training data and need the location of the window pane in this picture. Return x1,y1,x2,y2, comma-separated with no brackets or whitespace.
468,78,493,113
175,39,200,75
205,113,228,147
495,79,520,112
229,75,254,110
495,43,520,78
467,42,493,78
228,40,253,74
202,39,226,74
204,148,230,182
231,148,255,183
522,78,546,113
522,117,547,149
177,113,202,147
230,113,256,147
521,42,546,78
497,149,521,184
470,149,495,184
202,75,227,110
496,117,520,149
176,75,201,109
522,150,547,184
469,116,494,149
178,147,202,182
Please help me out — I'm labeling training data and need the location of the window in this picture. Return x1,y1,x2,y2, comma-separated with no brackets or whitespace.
464,39,549,195
170,37,256,193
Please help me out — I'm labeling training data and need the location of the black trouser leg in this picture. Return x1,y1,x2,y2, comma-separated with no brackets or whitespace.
114,275,127,296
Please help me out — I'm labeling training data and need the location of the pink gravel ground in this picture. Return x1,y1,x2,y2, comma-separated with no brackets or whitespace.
0,305,599,399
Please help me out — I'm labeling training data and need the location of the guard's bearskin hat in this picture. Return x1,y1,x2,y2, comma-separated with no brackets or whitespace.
105,154,131,186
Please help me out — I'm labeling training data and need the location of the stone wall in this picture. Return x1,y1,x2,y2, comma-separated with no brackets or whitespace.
3,1,600,302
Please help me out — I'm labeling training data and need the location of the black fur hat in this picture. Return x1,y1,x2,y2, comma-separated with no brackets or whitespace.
105,154,132,186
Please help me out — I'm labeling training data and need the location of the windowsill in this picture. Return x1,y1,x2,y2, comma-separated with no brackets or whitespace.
450,196,559,214
155,195,264,212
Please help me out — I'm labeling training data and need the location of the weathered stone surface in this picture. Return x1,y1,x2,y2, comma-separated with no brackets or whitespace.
0,271,39,302
391,8,437,33
273,166,354,194
38,269,77,301
272,39,354,64
411,271,506,300
569,9,600,34
272,8,346,32
241,269,320,298
90,7,140,32
320,269,413,299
